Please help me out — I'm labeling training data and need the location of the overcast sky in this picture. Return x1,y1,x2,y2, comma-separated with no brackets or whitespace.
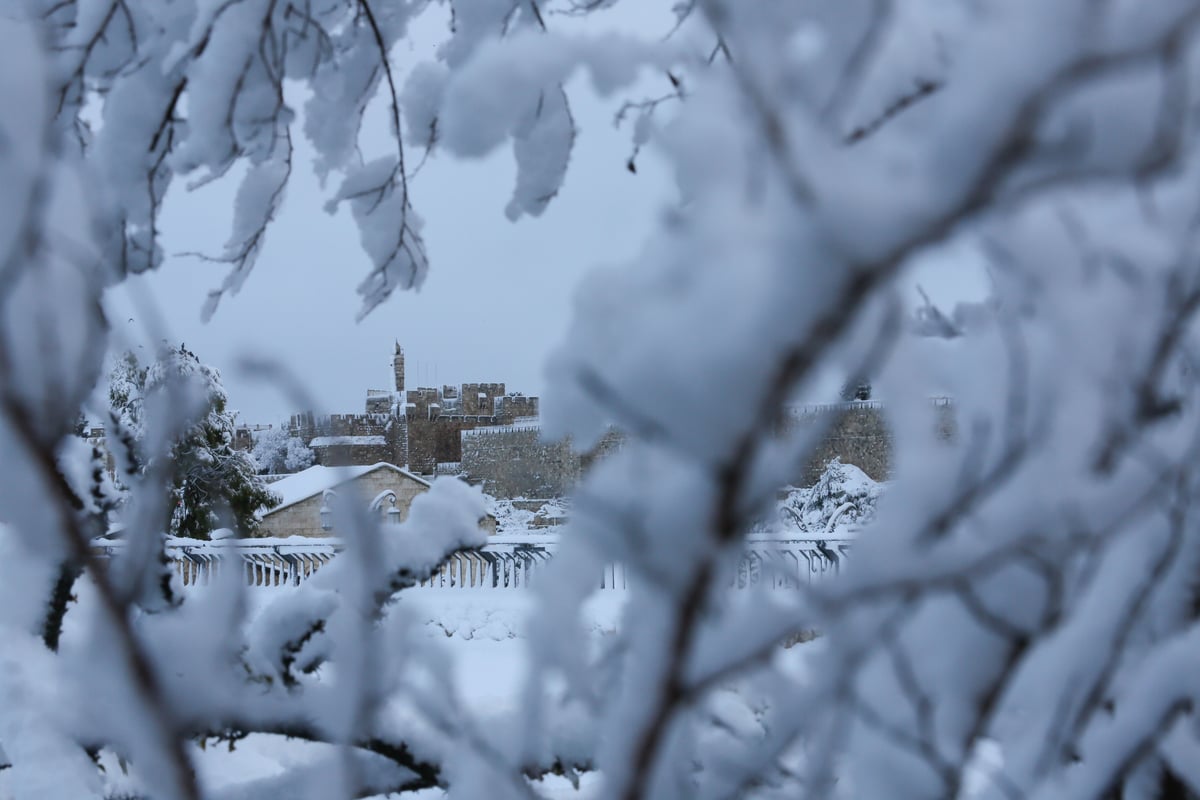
101,5,988,426
101,6,687,425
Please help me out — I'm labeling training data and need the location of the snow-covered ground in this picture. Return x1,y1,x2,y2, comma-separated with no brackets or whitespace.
167,586,828,800
0,577,1008,800
391,588,624,711
194,587,829,800
87,587,625,800
4,525,835,799
487,498,570,534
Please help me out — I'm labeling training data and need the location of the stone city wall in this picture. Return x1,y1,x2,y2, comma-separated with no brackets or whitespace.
783,399,954,485
290,412,392,438
460,383,506,416
460,426,625,499
461,426,577,499
494,394,539,423
309,440,393,468
783,402,892,484
459,405,944,496
406,414,497,474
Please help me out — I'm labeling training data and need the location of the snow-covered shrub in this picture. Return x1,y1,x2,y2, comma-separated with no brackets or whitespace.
772,459,882,535
488,497,571,534
489,499,537,533
251,427,315,475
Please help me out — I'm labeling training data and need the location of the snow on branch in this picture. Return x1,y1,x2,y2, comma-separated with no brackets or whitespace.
12,2,1200,799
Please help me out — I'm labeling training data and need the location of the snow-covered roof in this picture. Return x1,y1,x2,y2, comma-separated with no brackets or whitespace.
309,435,387,447
264,463,430,515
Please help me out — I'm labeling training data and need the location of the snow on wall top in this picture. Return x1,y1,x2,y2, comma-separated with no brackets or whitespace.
461,416,541,436
309,435,387,447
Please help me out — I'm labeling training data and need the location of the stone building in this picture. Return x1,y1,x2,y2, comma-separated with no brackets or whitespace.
256,462,497,538
460,423,623,499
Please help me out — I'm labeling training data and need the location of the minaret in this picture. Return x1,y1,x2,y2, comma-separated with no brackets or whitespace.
393,342,405,394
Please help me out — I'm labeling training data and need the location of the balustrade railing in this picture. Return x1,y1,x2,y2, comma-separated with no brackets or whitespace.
90,534,851,590
91,538,339,588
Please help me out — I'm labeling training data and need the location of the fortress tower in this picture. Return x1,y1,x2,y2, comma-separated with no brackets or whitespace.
393,342,405,394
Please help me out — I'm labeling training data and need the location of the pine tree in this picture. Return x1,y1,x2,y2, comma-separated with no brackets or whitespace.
106,351,147,480
108,346,279,539
108,351,146,435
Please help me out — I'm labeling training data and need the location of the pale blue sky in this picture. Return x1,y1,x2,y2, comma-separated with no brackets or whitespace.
102,5,988,425
104,6,681,424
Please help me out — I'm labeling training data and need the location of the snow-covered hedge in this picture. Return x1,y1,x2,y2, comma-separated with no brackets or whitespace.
761,459,883,535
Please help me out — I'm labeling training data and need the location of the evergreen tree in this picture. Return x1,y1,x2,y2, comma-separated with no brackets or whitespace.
105,351,148,481
108,346,279,539
107,351,146,435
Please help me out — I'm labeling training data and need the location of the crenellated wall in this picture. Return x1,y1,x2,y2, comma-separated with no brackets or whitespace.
288,412,405,468
494,394,539,423
365,390,392,414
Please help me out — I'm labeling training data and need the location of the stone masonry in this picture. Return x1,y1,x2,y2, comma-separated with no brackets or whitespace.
460,425,625,499
288,412,400,467
783,399,955,484
458,399,951,497
785,402,893,484
460,426,576,499
282,343,542,477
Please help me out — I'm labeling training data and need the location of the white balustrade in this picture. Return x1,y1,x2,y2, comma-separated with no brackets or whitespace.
91,534,851,590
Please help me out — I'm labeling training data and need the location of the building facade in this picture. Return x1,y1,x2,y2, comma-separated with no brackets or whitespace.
256,462,497,538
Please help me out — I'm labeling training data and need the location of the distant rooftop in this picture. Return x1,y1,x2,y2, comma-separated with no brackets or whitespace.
265,462,430,514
